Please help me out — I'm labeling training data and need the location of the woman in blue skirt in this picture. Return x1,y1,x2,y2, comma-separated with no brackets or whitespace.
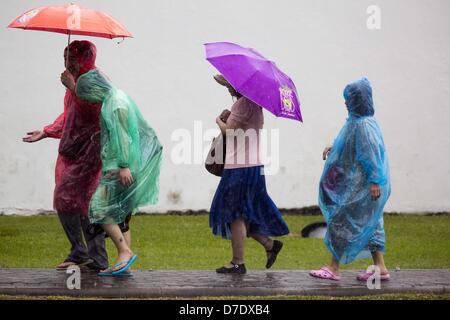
210,75,290,274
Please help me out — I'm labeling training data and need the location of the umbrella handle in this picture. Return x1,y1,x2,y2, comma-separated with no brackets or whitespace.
65,32,71,70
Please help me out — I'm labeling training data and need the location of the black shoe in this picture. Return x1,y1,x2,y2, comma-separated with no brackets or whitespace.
216,262,247,274
266,240,283,269
86,261,107,272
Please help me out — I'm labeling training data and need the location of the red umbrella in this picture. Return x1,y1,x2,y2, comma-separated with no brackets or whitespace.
8,3,133,64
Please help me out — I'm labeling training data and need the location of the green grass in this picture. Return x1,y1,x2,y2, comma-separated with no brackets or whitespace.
0,215,449,270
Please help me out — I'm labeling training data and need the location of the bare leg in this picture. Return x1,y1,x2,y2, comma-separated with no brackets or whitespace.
328,256,340,275
372,251,389,274
251,234,273,258
101,224,133,271
228,218,246,266
122,230,132,273
123,230,131,248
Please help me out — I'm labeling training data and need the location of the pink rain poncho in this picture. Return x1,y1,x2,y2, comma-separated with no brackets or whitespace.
44,41,102,216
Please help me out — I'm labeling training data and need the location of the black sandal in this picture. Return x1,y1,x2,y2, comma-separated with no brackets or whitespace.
266,240,283,269
216,262,247,274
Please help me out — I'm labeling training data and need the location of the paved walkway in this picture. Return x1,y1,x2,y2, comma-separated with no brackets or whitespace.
0,269,449,298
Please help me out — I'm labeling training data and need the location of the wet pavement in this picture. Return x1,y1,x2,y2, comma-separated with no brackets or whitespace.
0,269,449,298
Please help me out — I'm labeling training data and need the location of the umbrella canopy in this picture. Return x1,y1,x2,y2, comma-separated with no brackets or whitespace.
205,42,302,122
8,4,132,39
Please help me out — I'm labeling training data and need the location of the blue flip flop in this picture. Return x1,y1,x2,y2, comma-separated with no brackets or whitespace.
114,270,133,278
98,268,134,277
111,255,138,276
97,267,115,277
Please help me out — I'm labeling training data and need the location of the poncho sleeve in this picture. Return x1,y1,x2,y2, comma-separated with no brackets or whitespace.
354,121,388,185
43,112,65,139
111,107,130,168
43,91,70,139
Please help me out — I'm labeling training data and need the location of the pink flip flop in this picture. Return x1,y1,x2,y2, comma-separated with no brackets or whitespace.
309,267,341,281
356,271,391,282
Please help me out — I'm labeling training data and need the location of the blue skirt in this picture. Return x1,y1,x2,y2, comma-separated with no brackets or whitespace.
209,166,290,240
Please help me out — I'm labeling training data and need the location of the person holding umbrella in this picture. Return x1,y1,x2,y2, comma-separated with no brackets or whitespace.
205,42,301,274
12,4,134,273
61,59,163,277
210,74,289,274
23,40,108,272
310,77,391,281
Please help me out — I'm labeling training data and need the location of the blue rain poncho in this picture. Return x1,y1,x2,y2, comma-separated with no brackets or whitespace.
319,78,391,264
75,69,163,225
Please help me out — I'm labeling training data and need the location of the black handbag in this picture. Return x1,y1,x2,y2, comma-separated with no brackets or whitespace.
205,133,226,177
205,110,231,177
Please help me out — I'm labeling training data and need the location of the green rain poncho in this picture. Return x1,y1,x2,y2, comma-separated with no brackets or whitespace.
75,69,162,224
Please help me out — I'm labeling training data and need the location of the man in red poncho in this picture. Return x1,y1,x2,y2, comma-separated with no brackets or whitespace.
23,40,108,271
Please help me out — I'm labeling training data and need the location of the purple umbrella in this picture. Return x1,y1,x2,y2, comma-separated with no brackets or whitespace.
205,42,302,122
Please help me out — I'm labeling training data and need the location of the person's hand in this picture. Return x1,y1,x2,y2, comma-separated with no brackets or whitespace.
119,168,134,187
23,130,47,143
60,70,76,91
216,116,228,135
219,109,231,123
370,183,381,201
216,116,224,125
323,145,332,160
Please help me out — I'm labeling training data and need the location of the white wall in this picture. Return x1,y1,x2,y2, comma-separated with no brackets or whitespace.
1,0,449,214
